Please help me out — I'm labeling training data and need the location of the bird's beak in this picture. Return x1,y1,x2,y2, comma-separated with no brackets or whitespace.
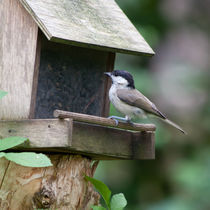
104,72,111,77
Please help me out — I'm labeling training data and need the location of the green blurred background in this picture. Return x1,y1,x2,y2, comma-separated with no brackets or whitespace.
95,0,210,209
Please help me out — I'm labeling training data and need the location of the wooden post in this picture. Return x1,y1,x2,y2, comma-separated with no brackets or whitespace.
0,155,100,209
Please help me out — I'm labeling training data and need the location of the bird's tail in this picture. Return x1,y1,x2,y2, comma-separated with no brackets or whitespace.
161,118,187,134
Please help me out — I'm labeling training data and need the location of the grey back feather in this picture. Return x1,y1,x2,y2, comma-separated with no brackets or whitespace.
117,89,166,119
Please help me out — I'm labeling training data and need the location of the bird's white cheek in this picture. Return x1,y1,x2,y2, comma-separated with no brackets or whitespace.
111,76,128,88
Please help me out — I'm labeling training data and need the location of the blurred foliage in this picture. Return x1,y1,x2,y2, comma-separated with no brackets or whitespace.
95,0,210,210
85,175,127,210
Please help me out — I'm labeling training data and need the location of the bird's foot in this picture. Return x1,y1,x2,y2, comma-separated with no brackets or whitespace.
108,116,119,126
108,116,128,126
112,118,119,126
108,116,135,126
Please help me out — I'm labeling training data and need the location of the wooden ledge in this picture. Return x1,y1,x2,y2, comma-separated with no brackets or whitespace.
0,118,155,160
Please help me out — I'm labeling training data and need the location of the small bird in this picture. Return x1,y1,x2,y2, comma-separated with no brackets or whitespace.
104,70,186,134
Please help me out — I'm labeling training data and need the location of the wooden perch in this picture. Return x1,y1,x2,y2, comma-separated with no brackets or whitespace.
53,110,156,132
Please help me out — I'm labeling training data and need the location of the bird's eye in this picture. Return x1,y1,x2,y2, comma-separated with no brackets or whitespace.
113,72,118,76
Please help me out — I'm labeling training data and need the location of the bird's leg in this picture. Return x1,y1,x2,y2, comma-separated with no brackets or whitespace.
108,116,128,126
108,116,134,126
125,116,134,126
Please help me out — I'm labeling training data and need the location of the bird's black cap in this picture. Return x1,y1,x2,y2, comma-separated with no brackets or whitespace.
112,70,135,89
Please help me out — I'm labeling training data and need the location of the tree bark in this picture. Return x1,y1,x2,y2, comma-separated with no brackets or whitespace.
0,155,100,210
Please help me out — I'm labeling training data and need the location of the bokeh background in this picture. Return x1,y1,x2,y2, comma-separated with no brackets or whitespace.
95,0,210,209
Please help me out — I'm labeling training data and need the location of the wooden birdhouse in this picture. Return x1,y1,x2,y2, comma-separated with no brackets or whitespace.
0,0,155,209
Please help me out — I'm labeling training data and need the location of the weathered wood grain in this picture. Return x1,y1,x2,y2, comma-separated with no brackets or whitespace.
71,122,155,160
0,119,155,160
20,0,154,56
34,36,114,118
131,132,155,159
29,30,42,119
0,0,38,120
0,155,100,209
101,53,115,117
0,159,9,187
0,119,72,147
54,110,156,132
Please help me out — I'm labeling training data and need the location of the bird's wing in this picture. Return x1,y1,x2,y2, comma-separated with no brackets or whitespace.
117,89,166,119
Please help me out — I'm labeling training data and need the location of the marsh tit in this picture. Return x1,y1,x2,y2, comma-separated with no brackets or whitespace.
104,70,186,134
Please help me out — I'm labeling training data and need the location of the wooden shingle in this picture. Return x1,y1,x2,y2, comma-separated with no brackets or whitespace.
20,0,154,56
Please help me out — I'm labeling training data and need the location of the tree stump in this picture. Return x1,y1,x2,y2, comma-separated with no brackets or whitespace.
0,155,100,210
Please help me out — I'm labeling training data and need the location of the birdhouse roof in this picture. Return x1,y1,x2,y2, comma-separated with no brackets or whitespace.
20,0,154,56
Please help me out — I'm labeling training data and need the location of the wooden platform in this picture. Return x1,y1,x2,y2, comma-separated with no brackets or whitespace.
0,116,155,160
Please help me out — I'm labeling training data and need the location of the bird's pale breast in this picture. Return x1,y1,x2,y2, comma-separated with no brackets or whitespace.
109,85,145,119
